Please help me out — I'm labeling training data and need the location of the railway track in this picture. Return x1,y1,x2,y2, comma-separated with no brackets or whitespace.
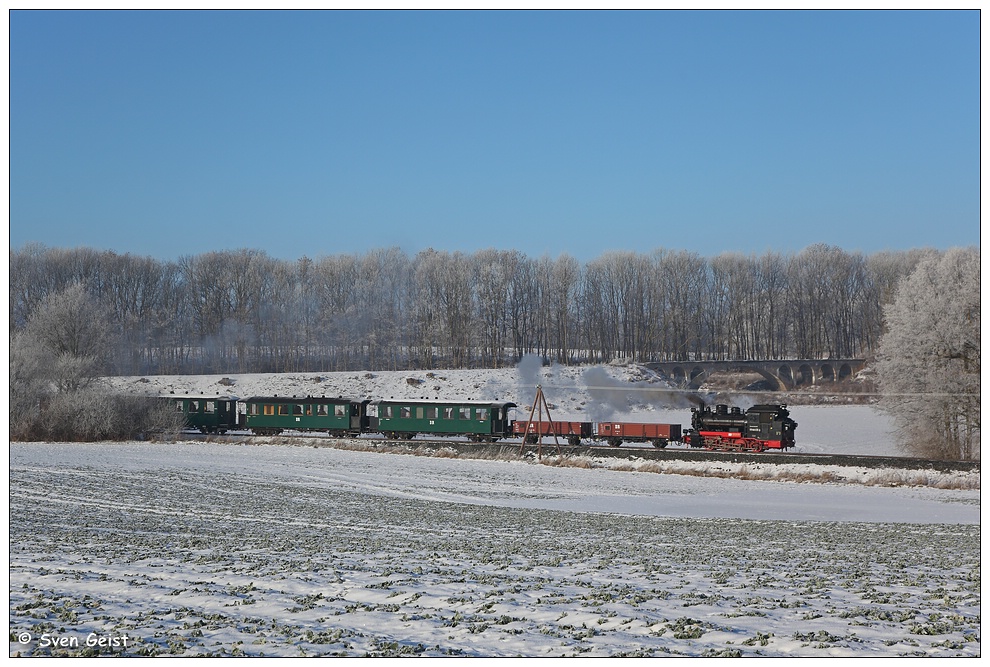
179,431,979,473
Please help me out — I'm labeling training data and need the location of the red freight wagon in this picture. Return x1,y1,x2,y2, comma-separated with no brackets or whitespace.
513,420,593,445
594,422,682,448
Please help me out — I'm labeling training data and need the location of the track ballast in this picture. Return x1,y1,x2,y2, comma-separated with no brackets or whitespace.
179,431,978,473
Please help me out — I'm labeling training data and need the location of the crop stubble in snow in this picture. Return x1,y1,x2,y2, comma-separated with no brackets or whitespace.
9,445,981,657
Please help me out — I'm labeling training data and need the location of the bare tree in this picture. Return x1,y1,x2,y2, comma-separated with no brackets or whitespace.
579,256,613,363
256,258,300,371
411,250,475,368
655,250,706,361
474,249,515,367
703,256,730,360
709,253,757,359
441,251,475,367
314,253,361,370
99,251,174,374
9,243,50,332
506,253,537,362
754,251,788,359
295,256,319,369
360,248,411,370
787,244,831,359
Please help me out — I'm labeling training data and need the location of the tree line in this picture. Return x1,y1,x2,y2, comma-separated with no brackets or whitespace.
10,243,939,375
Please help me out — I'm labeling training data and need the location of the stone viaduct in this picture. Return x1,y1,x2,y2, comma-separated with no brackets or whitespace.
644,359,868,391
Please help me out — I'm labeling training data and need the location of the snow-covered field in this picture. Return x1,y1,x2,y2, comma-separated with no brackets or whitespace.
9,363,981,657
8,442,980,657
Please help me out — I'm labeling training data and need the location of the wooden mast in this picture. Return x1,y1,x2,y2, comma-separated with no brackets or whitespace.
518,384,562,459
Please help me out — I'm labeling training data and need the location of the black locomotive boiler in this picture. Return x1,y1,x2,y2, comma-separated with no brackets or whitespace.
684,404,797,452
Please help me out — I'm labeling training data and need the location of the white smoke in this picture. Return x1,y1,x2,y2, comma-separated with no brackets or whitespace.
581,367,631,422
516,353,544,390
581,366,712,422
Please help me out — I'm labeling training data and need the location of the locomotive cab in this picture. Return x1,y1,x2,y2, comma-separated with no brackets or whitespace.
744,404,797,449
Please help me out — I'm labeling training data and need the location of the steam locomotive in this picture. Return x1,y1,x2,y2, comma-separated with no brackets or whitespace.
170,395,797,452
684,403,797,452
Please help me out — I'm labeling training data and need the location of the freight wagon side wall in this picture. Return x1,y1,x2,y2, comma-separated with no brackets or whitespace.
594,422,682,440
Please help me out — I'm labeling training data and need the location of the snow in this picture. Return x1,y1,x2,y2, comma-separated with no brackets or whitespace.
9,363,982,657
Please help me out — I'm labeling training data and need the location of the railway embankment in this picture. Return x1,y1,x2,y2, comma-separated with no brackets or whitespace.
386,440,980,473
179,432,979,489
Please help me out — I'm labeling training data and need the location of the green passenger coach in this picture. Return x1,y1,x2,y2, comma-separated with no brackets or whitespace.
368,399,516,442
241,396,369,436
172,396,239,433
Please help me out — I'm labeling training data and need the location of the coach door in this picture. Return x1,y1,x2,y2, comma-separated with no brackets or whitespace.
351,401,370,431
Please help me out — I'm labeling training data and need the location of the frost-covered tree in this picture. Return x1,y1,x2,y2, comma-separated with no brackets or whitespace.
9,282,182,441
876,247,980,460
9,282,113,440
11,282,113,394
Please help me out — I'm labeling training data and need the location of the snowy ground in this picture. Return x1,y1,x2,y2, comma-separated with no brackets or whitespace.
10,363,981,657
9,441,980,657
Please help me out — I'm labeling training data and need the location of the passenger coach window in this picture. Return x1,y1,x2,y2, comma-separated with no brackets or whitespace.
427,407,438,419
443,407,454,420
249,404,259,415
477,408,488,421
459,407,471,420
278,405,289,416
206,401,215,414
175,401,184,412
190,400,200,412
334,405,346,417
416,407,424,419
264,405,275,416
401,407,412,418
383,406,393,418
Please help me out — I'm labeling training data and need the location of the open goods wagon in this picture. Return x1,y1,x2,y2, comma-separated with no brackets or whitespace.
513,420,594,446
594,421,682,448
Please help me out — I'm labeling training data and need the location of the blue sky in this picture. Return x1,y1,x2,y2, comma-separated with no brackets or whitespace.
9,10,980,262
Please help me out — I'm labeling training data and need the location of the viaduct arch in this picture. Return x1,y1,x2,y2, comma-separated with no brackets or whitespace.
644,359,867,391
